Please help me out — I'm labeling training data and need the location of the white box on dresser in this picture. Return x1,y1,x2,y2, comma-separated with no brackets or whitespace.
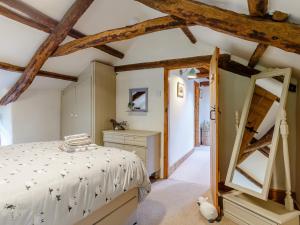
103,130,161,177
223,191,300,225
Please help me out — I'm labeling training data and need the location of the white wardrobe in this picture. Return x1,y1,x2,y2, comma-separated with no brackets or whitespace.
61,61,116,145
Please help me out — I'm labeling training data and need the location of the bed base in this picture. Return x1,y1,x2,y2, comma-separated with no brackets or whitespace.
75,188,138,225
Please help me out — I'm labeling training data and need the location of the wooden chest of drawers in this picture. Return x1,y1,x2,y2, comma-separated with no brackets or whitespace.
103,130,161,176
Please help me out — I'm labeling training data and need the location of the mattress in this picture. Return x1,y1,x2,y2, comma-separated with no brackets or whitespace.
0,141,151,225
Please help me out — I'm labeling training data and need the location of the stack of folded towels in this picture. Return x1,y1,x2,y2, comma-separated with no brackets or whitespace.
59,133,98,152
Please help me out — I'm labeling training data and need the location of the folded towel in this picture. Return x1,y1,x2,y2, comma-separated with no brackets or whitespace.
59,143,98,153
64,133,89,141
65,138,92,146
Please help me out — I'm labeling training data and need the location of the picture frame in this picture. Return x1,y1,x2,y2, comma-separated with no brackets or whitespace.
177,82,184,98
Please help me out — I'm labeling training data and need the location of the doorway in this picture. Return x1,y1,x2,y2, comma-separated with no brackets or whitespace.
164,68,211,188
163,47,220,208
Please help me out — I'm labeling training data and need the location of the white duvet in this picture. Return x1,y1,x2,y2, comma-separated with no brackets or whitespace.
0,141,151,225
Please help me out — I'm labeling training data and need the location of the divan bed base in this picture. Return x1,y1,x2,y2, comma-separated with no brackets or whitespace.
75,188,138,225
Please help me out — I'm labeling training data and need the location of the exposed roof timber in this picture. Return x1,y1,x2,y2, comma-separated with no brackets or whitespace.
248,43,268,68
0,0,124,59
0,61,78,82
0,0,94,105
52,16,192,57
115,54,216,72
200,81,209,87
115,54,296,92
247,0,268,17
181,26,197,44
135,0,300,56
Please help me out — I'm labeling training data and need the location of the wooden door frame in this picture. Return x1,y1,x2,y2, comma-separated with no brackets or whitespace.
194,81,200,147
163,65,210,179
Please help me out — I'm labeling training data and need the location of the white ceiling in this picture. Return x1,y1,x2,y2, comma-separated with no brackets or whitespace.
1,0,300,93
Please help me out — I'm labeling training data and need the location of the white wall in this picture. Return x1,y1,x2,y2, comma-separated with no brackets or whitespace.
116,68,164,149
0,104,13,145
168,70,195,166
0,89,61,145
199,86,210,125
11,89,61,144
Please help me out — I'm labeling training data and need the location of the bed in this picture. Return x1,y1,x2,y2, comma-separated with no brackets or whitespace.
0,141,151,225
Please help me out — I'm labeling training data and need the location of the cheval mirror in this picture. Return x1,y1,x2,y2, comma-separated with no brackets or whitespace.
225,68,292,200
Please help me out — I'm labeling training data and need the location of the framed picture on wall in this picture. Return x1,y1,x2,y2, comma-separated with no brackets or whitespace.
177,82,184,98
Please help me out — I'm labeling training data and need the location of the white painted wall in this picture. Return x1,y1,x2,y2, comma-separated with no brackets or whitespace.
0,104,13,146
199,86,210,125
116,68,164,150
168,70,195,166
0,89,61,145
11,89,61,144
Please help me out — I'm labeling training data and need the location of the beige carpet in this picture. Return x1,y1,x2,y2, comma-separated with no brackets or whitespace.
137,179,236,225
169,146,210,187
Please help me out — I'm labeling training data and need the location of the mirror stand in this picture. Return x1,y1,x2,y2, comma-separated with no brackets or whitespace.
280,109,294,211
234,109,294,210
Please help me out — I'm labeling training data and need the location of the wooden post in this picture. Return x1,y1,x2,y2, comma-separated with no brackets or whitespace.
280,109,294,210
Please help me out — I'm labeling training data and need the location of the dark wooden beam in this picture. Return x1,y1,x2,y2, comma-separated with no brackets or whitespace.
0,0,94,105
181,26,197,44
247,0,268,17
0,0,124,59
272,11,289,22
0,61,77,82
115,54,296,92
135,0,300,56
200,81,209,87
52,16,192,57
248,43,269,68
115,55,218,72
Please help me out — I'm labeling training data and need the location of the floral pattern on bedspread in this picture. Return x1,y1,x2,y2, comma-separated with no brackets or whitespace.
0,141,151,225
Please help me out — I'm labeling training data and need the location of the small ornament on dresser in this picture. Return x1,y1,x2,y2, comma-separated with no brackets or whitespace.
110,119,128,130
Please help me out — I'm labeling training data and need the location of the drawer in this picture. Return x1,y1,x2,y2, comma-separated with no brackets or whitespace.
103,134,125,144
104,142,126,150
124,135,147,147
223,199,276,225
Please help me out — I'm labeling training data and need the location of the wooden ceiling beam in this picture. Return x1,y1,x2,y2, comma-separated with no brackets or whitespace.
115,54,218,72
0,61,77,82
115,54,296,92
0,0,94,105
248,43,268,68
247,0,268,17
0,0,124,59
181,26,197,44
52,16,193,57
135,0,300,56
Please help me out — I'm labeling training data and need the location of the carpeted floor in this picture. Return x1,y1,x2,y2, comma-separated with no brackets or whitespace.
137,179,236,225
138,147,236,225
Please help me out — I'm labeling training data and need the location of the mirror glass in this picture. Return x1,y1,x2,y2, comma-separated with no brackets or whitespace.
129,88,148,112
226,71,291,198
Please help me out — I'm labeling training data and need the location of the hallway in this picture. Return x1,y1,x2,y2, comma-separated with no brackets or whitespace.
169,145,210,188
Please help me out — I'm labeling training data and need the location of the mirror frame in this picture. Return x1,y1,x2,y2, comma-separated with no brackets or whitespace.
129,88,148,112
225,68,292,200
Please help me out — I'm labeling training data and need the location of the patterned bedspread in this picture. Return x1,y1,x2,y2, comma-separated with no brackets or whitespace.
0,141,151,225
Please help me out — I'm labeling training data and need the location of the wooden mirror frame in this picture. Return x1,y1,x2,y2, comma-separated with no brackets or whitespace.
225,68,292,200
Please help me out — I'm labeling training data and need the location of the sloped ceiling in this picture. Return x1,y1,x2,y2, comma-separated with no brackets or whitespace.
0,0,300,92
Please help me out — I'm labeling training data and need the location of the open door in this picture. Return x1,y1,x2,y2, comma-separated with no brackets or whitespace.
209,48,220,209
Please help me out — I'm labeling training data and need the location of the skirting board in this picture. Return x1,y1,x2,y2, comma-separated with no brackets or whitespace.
168,148,194,177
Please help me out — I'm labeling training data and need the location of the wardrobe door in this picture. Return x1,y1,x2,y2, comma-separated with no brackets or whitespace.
61,85,76,138
75,76,92,137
